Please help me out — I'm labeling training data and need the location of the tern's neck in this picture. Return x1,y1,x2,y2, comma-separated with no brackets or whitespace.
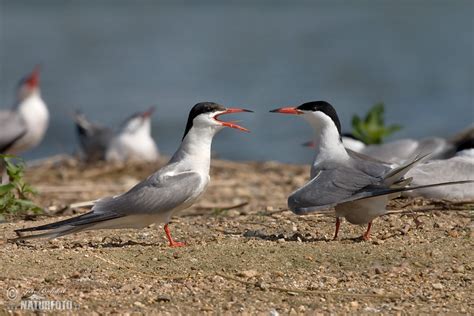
305,114,349,166
126,121,151,139
170,126,216,174
17,92,49,126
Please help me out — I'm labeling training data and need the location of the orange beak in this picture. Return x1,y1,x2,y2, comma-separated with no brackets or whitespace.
141,106,156,118
26,65,40,88
302,141,315,148
269,107,303,115
214,108,253,132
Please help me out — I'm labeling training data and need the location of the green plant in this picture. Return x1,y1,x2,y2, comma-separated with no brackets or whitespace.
351,103,402,145
0,155,43,218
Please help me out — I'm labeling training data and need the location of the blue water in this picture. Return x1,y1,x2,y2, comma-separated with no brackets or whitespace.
1,1,473,164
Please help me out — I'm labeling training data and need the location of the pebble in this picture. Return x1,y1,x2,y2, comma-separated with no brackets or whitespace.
133,301,145,308
226,210,240,218
237,270,259,278
432,283,444,290
156,295,171,303
269,309,279,316
373,288,385,295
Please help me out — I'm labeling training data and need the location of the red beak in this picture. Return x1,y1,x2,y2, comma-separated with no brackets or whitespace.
141,106,156,118
214,108,253,132
269,107,303,115
25,65,40,88
302,141,315,148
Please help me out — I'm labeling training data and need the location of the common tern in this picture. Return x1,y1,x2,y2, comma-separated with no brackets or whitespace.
0,66,49,181
13,102,252,246
271,101,473,240
105,107,160,163
73,111,113,162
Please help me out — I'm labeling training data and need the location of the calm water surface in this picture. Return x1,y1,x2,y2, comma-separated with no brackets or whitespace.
1,1,473,163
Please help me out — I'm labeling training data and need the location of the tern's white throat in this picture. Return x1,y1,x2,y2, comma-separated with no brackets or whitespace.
303,111,349,167
171,124,222,174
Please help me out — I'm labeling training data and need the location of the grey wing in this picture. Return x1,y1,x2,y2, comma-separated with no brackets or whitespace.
92,171,204,215
289,166,383,215
74,112,113,160
0,111,27,153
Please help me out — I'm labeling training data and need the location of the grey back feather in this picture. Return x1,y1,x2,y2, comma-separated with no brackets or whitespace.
0,111,26,153
92,169,204,215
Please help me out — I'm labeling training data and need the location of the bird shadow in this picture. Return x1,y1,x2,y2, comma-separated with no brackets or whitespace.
11,238,158,249
68,238,158,249
242,229,328,243
242,229,368,243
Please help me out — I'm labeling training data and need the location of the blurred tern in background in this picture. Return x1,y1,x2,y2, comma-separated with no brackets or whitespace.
271,101,473,240
13,102,252,246
74,107,161,163
0,66,49,182
403,149,474,200
105,107,160,163
304,125,474,164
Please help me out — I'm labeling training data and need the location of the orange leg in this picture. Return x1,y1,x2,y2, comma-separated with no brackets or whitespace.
164,224,185,247
362,221,372,241
333,217,341,240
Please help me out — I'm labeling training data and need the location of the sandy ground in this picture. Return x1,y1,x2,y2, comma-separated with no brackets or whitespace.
0,157,473,314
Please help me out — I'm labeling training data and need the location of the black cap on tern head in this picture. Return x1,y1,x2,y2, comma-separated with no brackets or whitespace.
297,101,342,136
182,102,226,140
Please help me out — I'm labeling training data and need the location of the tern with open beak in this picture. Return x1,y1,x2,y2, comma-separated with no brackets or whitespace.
13,102,252,246
0,66,49,181
271,101,473,240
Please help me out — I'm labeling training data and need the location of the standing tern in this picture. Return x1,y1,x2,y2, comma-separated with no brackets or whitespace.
270,101,473,240
105,107,160,163
13,102,252,246
0,66,49,180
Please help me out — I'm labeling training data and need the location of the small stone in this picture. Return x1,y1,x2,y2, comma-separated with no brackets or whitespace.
350,301,359,308
453,265,465,273
226,210,240,218
432,283,444,290
372,288,385,295
133,301,145,308
269,309,279,316
256,282,268,290
70,271,81,279
237,270,259,278
449,230,459,238
156,295,171,303
374,267,383,274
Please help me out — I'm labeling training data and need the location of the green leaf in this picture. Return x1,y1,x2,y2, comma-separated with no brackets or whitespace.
350,103,403,145
0,183,15,195
0,155,43,216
